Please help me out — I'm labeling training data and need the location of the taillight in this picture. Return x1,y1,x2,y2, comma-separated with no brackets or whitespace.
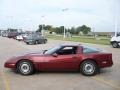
109,54,112,61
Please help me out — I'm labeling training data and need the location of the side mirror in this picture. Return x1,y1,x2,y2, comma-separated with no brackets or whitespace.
43,50,47,54
52,53,58,57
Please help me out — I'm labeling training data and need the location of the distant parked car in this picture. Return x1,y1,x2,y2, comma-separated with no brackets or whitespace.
1,32,8,37
110,33,120,48
22,34,29,39
16,34,29,41
16,34,24,41
24,33,47,45
7,32,19,39
1,31,8,37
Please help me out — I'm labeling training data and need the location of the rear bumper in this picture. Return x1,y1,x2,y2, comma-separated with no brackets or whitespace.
16,38,23,40
7,36,13,38
99,60,113,68
25,40,35,44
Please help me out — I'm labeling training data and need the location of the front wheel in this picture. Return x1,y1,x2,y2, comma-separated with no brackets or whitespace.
16,60,34,75
80,60,99,76
26,42,29,45
111,42,119,48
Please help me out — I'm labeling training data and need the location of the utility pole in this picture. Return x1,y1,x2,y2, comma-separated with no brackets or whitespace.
41,15,45,36
63,26,66,38
41,24,44,36
92,27,95,38
115,17,118,37
62,8,69,39
114,1,118,37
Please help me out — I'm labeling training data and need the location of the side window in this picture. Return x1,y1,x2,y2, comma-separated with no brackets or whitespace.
37,35,40,38
83,47,92,53
57,46,77,55
35,34,40,38
83,47,100,54
117,33,120,36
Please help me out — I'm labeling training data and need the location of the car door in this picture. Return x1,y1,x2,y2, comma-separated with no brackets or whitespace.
37,35,42,43
117,36,120,42
40,46,80,71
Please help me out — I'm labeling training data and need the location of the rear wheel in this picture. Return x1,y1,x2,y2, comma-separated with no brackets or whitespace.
35,40,39,44
112,42,119,48
26,42,29,45
80,60,99,76
43,39,47,44
16,60,34,75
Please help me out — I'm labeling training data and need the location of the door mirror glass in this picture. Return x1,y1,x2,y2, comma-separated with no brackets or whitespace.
43,50,47,54
52,53,58,57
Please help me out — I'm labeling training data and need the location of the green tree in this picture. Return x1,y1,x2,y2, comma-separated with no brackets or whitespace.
76,26,81,34
36,25,42,33
69,27,76,34
80,25,91,34
50,26,64,34
44,25,52,30
59,26,64,34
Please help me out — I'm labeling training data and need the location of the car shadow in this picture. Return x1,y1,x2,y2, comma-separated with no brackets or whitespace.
4,68,113,77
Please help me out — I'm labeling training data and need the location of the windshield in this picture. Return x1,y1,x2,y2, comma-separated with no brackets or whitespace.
44,46,61,55
26,34,37,39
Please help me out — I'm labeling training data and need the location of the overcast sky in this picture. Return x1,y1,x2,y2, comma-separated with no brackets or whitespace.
0,0,120,32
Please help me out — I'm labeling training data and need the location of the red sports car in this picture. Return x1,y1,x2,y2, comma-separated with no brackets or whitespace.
4,44,113,76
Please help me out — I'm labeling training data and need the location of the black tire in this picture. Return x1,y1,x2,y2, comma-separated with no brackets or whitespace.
16,60,34,75
43,39,47,44
35,40,38,45
26,42,29,45
111,42,119,48
80,60,99,76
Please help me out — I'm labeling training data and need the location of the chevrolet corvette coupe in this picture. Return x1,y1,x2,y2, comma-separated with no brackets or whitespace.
4,44,113,76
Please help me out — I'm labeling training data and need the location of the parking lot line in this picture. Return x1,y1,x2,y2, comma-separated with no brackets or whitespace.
91,77,120,90
0,71,11,90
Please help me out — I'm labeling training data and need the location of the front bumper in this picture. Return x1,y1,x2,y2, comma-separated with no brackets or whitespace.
110,41,120,44
25,40,35,44
4,62,16,68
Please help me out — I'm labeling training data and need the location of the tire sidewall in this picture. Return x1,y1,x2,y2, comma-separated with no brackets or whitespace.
80,60,98,76
17,60,34,75
112,42,119,48
35,41,38,44
43,39,47,44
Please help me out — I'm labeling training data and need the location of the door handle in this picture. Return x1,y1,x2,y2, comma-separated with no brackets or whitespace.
72,56,77,59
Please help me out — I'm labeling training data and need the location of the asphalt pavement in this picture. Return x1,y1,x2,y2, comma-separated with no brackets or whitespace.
0,36,120,90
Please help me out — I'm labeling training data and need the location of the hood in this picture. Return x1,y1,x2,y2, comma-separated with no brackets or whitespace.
26,51,43,55
13,50,44,57
6,51,45,64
